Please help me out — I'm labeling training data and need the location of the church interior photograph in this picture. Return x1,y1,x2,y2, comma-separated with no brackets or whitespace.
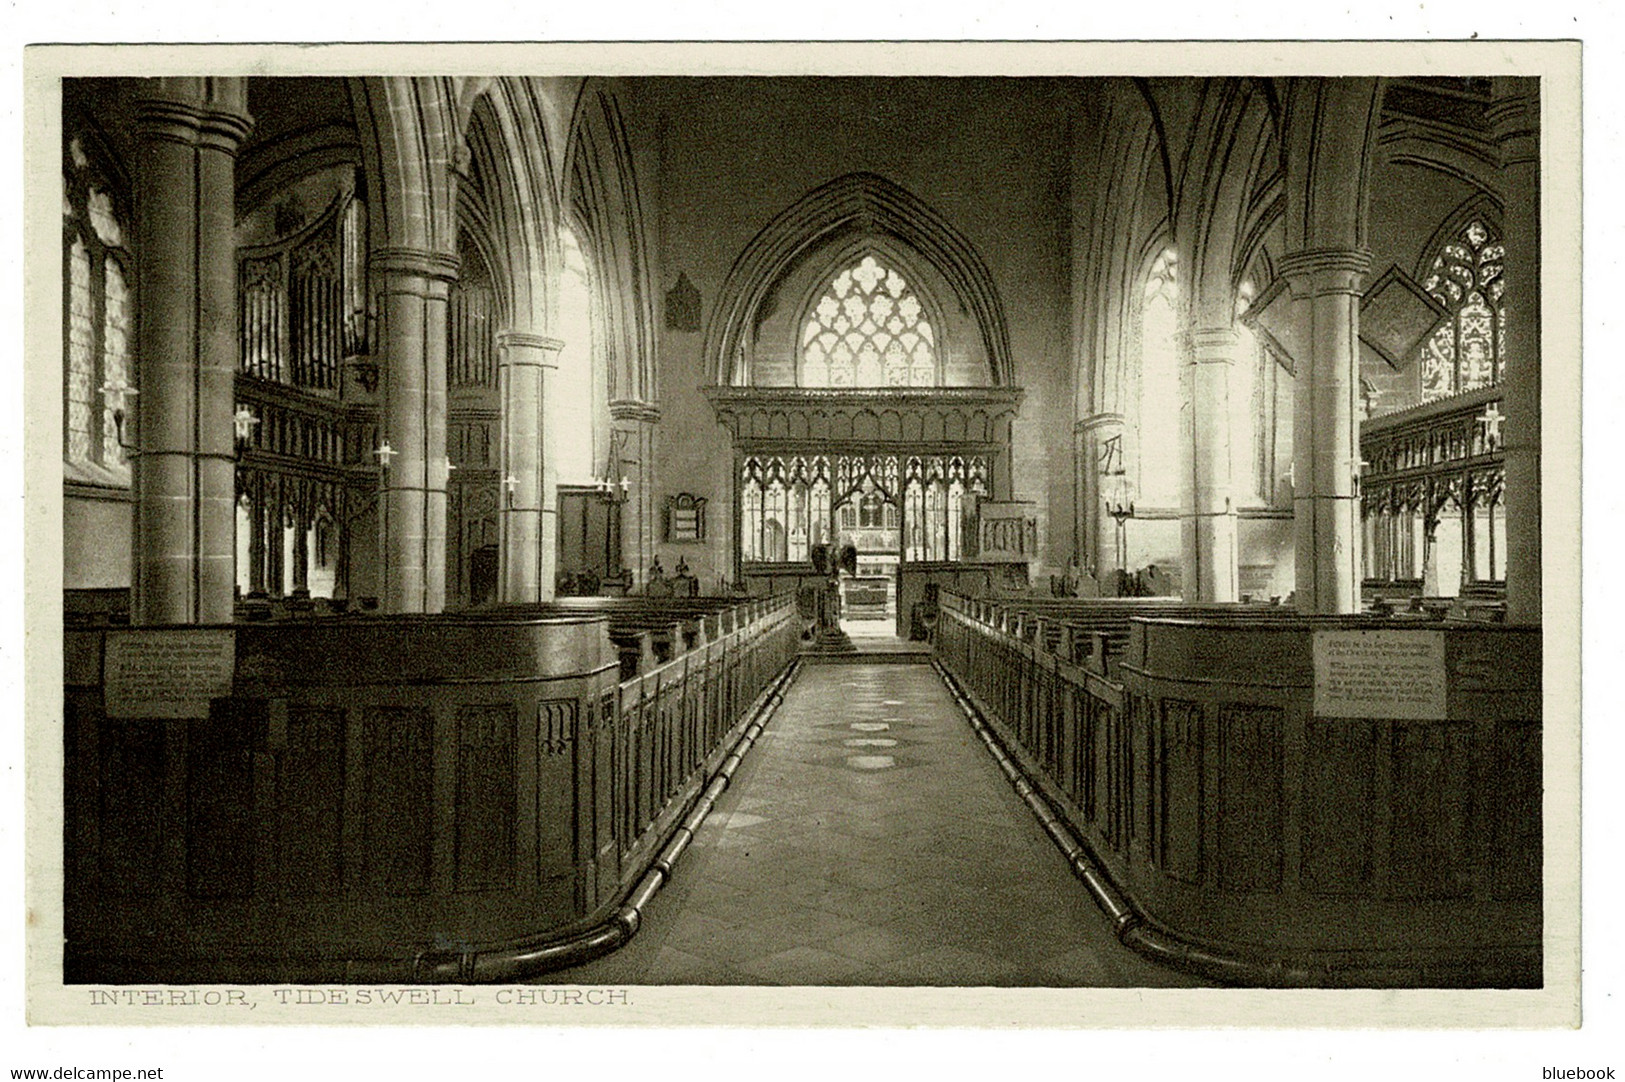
45,64,1559,994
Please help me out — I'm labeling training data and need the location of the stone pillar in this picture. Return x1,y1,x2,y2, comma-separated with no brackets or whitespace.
1076,412,1125,584
610,401,660,585
1280,249,1371,614
1491,78,1541,625
373,247,458,613
497,331,562,602
1180,327,1240,601
129,79,252,625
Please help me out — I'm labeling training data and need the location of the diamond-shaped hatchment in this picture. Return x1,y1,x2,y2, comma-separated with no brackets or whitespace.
1240,276,1302,376
1359,263,1452,371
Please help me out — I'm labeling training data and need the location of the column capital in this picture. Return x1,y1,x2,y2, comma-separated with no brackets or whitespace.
370,246,461,283
609,399,661,424
1279,248,1372,296
1075,412,1125,435
496,330,566,355
1488,79,1540,168
1187,325,1240,361
134,88,253,155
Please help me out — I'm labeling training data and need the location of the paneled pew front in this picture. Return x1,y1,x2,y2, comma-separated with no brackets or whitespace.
934,592,1542,987
546,596,758,678
63,595,800,983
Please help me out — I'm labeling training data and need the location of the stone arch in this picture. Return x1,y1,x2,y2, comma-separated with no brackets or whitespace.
1076,83,1168,422
705,172,1015,388
457,79,563,337
1280,77,1386,255
565,81,656,406
1175,78,1280,327
350,77,459,261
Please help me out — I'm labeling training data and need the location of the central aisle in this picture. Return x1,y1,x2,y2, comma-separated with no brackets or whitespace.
552,662,1207,987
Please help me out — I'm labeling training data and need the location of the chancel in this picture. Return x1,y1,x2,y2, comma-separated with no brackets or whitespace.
56,72,1543,988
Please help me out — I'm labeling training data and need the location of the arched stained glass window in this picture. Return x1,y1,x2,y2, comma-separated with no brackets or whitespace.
1136,248,1181,509
1419,219,1506,401
800,254,937,387
63,137,132,482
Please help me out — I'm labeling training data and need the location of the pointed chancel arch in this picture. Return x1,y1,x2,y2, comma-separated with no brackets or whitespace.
706,172,1014,388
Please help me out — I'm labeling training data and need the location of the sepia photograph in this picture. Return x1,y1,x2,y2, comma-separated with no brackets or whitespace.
10,23,1607,1081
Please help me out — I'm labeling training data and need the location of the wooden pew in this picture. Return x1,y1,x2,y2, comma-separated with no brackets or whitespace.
932,590,1543,987
962,596,1293,675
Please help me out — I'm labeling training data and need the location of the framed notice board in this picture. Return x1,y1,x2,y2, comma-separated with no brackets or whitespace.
664,492,707,543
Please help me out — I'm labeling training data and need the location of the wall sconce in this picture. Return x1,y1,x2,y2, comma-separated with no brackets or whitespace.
1104,476,1135,570
233,406,260,449
375,441,398,468
503,473,520,507
595,474,631,504
1098,434,1134,569
100,378,138,455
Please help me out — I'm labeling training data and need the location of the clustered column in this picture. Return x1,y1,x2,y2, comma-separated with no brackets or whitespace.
1181,326,1240,602
1280,248,1371,614
372,247,458,614
130,78,253,625
498,331,563,602
1491,77,1542,626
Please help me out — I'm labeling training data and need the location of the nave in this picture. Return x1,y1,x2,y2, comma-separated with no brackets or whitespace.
553,663,1202,987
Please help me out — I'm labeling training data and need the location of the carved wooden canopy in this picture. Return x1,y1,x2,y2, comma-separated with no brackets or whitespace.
704,386,1023,451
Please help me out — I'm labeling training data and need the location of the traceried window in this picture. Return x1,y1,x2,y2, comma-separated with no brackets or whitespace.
1136,248,1181,508
799,254,938,387
63,137,132,484
1418,219,1506,401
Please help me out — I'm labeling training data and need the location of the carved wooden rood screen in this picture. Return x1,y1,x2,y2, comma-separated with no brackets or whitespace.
1360,388,1506,596
707,387,1023,569
737,451,989,565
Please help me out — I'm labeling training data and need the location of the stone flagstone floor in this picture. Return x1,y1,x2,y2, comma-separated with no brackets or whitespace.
548,663,1207,987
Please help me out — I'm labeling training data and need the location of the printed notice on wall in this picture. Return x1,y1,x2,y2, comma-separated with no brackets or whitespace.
105,630,235,719
1312,628,1446,720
